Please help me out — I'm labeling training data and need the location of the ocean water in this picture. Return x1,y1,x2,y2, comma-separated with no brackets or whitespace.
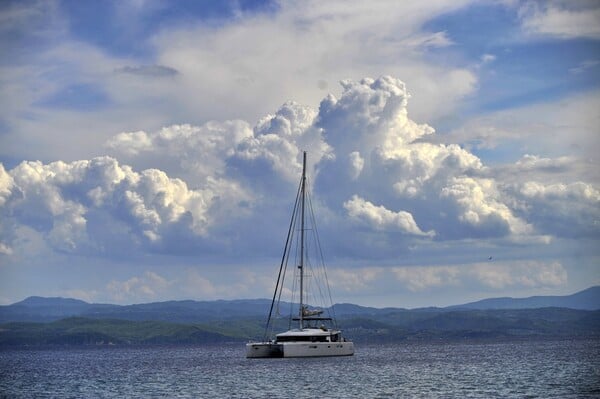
1,339,599,398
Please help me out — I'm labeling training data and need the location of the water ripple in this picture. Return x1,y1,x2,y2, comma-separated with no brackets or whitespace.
1,339,598,398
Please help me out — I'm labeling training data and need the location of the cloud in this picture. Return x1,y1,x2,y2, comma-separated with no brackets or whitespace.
149,0,477,124
0,0,481,166
569,59,600,74
344,195,434,237
520,2,600,40
508,180,600,238
470,261,568,289
315,77,473,206
0,163,14,207
0,156,251,254
178,269,258,299
105,101,331,185
107,271,172,302
440,176,532,237
399,31,455,48
234,101,331,182
1,75,598,265
0,242,12,256
327,267,384,292
480,53,496,64
318,76,436,153
105,130,153,156
392,266,460,292
430,89,600,163
314,76,518,243
114,65,179,77
392,261,568,292
107,121,253,179
178,269,273,300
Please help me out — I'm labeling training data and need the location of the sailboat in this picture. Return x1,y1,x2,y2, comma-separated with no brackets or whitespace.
246,152,354,358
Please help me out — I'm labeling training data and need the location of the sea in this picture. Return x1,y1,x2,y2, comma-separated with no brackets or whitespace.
1,339,599,398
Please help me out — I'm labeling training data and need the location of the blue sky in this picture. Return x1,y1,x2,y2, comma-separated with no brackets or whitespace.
0,0,598,307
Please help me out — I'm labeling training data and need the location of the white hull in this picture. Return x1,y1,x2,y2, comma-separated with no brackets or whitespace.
246,341,354,358
246,343,283,358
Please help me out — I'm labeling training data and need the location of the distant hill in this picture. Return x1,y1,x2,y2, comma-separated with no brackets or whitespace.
1,286,598,324
448,286,600,311
0,297,276,324
1,296,113,322
1,308,598,347
0,317,237,346
1,288,599,346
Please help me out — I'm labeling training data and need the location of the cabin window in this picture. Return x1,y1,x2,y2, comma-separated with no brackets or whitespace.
276,335,328,342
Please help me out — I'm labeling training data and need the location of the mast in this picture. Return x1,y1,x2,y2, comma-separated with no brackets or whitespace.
299,151,306,329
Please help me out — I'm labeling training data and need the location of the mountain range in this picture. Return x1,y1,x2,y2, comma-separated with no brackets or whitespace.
1,286,598,324
0,287,598,346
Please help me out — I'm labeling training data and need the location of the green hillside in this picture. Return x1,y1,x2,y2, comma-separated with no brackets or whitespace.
1,307,597,347
0,317,237,346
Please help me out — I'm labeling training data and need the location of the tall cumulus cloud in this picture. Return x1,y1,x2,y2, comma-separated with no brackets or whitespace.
1,76,598,261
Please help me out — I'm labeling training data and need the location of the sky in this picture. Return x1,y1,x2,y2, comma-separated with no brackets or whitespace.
0,0,598,308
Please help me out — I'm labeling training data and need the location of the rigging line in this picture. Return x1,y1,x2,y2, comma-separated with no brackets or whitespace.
299,182,330,322
282,201,299,330
301,187,317,303
283,183,302,330
279,185,300,308
307,184,338,327
263,178,302,341
303,184,322,312
277,194,300,329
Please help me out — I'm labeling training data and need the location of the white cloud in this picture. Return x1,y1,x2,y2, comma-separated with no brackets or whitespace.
520,2,600,40
1,75,598,264
106,121,253,181
0,156,251,254
319,76,436,155
0,76,598,257
179,269,268,300
0,163,14,207
234,101,331,182
114,65,179,77
1,0,481,166
327,267,384,292
470,261,568,289
399,31,455,48
105,131,153,156
348,151,364,180
440,176,533,236
508,180,600,238
392,261,568,292
433,89,600,167
107,271,172,302
569,59,600,74
314,77,483,213
480,53,496,64
344,195,434,237
180,270,219,298
316,76,528,244
392,266,460,292
147,0,477,124
106,102,332,185
0,242,13,256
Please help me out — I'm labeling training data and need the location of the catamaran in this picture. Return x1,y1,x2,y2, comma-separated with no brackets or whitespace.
246,152,354,358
